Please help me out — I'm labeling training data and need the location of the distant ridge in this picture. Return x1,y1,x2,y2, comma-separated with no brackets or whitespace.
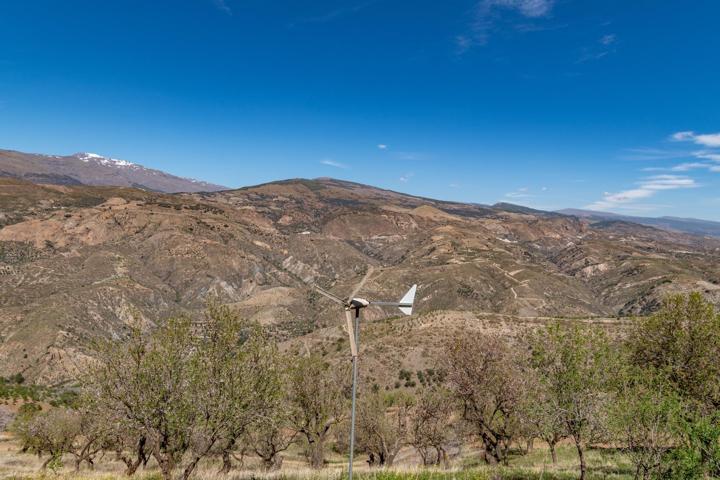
559,208,720,238
0,148,227,193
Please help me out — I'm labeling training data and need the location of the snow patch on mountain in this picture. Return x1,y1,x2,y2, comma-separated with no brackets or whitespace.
75,152,137,168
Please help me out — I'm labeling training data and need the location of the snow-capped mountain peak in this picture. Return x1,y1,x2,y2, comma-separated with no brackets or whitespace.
74,152,136,168
0,148,227,193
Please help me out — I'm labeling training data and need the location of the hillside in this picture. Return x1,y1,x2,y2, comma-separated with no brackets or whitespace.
0,149,226,193
1,177,719,384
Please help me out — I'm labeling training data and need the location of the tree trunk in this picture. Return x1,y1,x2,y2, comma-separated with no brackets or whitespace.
307,438,325,469
219,450,232,474
181,456,202,480
479,431,501,465
526,438,534,453
263,454,282,471
119,437,147,476
574,436,586,480
155,454,175,480
218,437,236,474
437,447,449,468
549,441,558,464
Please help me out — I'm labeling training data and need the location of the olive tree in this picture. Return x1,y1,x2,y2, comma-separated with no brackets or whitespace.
610,370,680,480
244,352,296,471
529,322,616,480
444,333,527,465
629,292,720,412
626,293,720,478
245,415,297,471
518,378,567,464
408,387,455,467
288,354,347,468
356,389,413,467
84,305,278,480
195,304,281,474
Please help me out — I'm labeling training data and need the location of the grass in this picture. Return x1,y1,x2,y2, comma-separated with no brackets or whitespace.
0,432,634,480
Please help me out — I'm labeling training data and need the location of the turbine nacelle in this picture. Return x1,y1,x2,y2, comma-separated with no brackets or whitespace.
348,298,370,309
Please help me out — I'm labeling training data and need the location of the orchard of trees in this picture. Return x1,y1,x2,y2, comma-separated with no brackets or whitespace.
9,293,720,480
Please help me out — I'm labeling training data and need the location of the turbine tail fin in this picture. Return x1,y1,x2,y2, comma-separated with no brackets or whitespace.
398,284,417,316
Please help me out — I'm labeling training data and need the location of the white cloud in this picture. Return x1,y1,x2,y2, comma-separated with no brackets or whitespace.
620,148,694,161
600,34,616,45
377,144,388,150
395,151,422,160
449,183,461,188
485,0,555,17
695,151,720,162
577,34,618,63
455,35,472,54
320,159,349,169
212,0,232,15
466,0,556,48
671,131,720,148
671,162,710,172
399,173,414,183
587,175,698,211
505,187,531,199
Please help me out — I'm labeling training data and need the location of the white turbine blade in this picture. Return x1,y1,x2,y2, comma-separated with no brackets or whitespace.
347,266,374,301
398,284,417,316
345,309,358,357
313,285,346,306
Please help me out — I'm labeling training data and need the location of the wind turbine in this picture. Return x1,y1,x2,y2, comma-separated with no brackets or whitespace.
310,266,417,480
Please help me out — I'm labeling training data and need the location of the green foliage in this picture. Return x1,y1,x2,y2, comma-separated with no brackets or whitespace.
629,292,720,411
609,369,681,479
83,303,280,480
661,413,720,479
288,354,348,468
625,293,720,478
0,375,77,407
529,322,616,479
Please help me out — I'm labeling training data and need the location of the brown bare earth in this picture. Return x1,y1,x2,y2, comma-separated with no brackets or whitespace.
1,176,719,385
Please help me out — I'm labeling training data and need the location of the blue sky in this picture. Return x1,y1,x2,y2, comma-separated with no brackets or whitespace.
1,0,720,220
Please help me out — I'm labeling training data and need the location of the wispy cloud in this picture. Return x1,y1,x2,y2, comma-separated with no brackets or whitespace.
578,33,618,63
505,187,531,199
461,0,557,50
377,144,388,150
587,175,698,211
696,151,720,162
634,131,720,173
320,159,349,169
620,147,694,161
671,131,720,148
600,34,616,46
292,0,377,25
394,151,423,161
212,0,232,15
399,173,414,183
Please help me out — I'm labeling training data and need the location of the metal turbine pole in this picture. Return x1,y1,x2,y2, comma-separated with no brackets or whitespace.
347,306,361,480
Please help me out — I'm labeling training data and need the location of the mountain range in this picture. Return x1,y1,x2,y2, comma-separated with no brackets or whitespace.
1,169,719,385
557,209,720,239
1,147,719,386
0,149,226,193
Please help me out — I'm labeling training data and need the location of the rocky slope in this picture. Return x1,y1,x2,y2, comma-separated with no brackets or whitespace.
0,149,226,193
1,177,719,385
